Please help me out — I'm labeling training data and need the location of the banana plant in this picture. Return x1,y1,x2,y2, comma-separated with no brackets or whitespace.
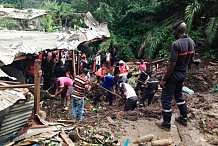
39,15,53,32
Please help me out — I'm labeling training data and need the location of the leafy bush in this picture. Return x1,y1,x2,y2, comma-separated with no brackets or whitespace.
0,17,21,30
204,52,216,59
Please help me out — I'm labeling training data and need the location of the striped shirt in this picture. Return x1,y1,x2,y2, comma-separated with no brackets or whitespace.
72,75,89,98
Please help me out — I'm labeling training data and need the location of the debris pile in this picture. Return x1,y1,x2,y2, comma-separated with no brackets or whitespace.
8,119,121,146
7,58,218,146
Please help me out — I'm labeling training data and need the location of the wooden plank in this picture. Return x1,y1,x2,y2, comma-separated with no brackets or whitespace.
57,119,76,124
14,56,27,61
0,84,34,89
81,37,107,45
34,59,41,115
60,130,75,146
0,80,21,84
95,83,122,99
77,51,80,75
93,55,96,72
71,50,76,77
151,58,167,64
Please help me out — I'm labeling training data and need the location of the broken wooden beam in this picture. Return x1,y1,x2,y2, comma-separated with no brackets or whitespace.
0,80,21,84
71,50,76,77
151,58,167,64
0,84,35,89
95,83,123,99
60,130,75,146
34,59,42,115
57,119,76,124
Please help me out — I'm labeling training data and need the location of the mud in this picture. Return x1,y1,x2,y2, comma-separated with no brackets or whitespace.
40,58,218,146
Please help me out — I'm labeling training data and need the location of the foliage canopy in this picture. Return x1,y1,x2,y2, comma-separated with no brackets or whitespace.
0,0,217,60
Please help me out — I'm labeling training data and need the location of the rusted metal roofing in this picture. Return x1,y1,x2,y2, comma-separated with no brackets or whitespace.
0,89,26,112
0,12,110,66
0,97,34,145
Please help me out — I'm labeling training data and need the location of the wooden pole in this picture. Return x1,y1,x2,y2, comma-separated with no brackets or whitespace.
77,51,80,75
95,83,122,99
34,59,42,115
59,49,62,63
71,50,76,77
93,55,96,72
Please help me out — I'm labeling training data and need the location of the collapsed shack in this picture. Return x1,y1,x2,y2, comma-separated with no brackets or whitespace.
0,12,111,145
0,11,110,81
0,82,34,145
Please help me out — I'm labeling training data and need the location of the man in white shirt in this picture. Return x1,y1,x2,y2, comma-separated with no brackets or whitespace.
95,52,101,71
105,50,111,68
120,82,138,111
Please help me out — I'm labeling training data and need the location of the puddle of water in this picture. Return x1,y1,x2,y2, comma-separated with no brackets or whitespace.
120,119,182,145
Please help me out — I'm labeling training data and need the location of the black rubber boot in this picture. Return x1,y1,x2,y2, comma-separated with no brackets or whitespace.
155,121,171,131
175,116,187,126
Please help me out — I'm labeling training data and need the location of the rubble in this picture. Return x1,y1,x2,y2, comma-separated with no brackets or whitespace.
6,57,218,146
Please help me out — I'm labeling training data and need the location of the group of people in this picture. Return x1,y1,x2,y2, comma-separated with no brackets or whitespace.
46,20,195,131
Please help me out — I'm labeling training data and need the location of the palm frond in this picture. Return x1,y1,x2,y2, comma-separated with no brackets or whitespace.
138,14,178,58
205,17,218,46
185,0,204,33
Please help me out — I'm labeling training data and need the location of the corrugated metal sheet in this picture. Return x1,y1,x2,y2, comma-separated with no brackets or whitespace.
0,12,110,66
0,49,16,66
0,89,26,112
0,8,46,20
0,68,16,80
0,98,34,145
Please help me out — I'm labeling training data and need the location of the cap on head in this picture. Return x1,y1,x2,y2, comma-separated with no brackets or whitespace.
119,60,125,64
172,20,184,30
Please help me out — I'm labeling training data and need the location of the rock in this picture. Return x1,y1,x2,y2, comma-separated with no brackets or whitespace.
133,134,154,144
151,139,173,146
39,110,46,120
69,131,80,142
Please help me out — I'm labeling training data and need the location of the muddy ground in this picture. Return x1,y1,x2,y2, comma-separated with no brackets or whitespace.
41,58,218,146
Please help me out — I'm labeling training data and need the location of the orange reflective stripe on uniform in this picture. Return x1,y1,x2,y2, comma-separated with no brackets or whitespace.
179,50,194,56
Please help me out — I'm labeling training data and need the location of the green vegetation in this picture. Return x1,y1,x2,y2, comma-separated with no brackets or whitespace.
0,17,20,30
0,0,217,60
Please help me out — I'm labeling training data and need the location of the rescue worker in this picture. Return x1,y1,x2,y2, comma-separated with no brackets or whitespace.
119,60,129,74
135,64,151,94
95,66,107,83
138,72,158,106
156,20,195,131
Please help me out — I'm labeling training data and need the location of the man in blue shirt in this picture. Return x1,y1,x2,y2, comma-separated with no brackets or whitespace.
92,75,118,106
